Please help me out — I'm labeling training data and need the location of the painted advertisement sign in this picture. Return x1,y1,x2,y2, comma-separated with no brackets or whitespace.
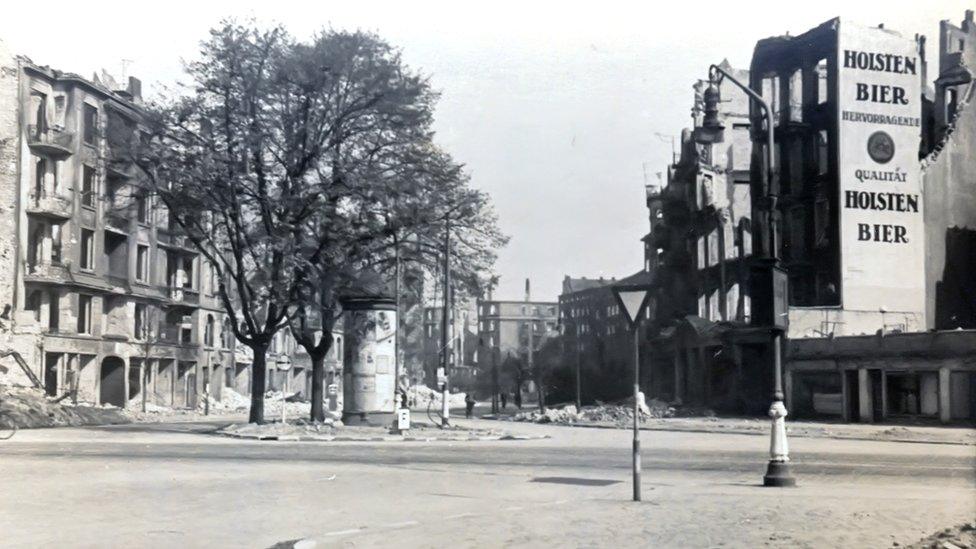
837,21,925,318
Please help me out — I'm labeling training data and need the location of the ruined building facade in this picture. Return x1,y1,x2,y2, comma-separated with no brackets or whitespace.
640,14,975,423
0,45,339,408
0,45,235,407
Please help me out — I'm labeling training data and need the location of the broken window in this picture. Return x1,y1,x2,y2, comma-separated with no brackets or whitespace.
34,157,46,199
26,290,42,322
814,198,830,249
134,303,147,340
83,104,98,145
48,290,60,331
136,245,149,282
136,194,149,224
205,315,215,347
788,69,802,122
816,60,828,106
53,96,66,128
816,131,829,176
80,229,94,270
81,165,96,208
51,223,62,264
77,294,92,334
946,87,959,123
182,256,195,289
31,91,47,133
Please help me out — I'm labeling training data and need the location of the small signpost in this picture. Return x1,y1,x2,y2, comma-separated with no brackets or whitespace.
611,281,653,502
276,358,291,424
396,408,410,433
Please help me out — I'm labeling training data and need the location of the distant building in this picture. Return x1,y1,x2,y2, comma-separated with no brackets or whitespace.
421,299,478,389
558,272,653,401
476,283,558,395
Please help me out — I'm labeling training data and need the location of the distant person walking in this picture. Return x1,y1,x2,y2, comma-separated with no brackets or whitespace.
500,392,507,410
464,392,476,418
514,389,522,410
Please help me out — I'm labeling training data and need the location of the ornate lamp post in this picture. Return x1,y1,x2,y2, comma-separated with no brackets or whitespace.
695,64,796,487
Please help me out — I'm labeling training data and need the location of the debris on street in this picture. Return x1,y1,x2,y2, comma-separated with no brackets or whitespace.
0,386,129,429
904,522,976,549
507,399,716,425
409,385,468,408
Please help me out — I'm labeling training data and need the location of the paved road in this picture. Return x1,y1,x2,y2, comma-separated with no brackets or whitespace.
1,418,972,548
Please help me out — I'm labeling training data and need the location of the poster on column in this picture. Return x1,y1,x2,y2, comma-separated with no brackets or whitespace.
837,20,925,316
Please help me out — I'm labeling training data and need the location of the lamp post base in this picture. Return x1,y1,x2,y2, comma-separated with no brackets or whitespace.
763,460,796,487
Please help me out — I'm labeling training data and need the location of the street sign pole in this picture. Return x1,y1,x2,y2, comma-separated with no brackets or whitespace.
611,283,653,503
632,322,641,502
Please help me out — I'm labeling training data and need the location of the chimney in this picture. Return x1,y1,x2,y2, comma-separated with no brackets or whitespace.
524,278,530,303
965,10,974,31
128,76,142,103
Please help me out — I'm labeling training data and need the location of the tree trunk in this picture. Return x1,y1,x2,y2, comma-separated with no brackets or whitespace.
309,352,326,423
249,343,269,424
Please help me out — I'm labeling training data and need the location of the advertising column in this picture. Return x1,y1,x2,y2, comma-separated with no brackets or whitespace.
837,21,925,328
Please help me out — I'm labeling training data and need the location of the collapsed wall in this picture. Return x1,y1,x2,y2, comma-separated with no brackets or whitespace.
922,81,976,330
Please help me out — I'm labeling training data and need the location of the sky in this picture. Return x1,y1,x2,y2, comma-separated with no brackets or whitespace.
1,0,969,301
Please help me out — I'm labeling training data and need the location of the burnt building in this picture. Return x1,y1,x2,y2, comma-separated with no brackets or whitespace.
643,61,761,411
0,45,334,409
749,16,974,423
0,47,234,408
643,14,975,423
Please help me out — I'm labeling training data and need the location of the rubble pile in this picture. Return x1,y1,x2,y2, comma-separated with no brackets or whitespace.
263,391,313,417
410,385,468,408
904,522,975,549
0,385,129,429
508,399,715,425
220,416,343,439
193,387,251,413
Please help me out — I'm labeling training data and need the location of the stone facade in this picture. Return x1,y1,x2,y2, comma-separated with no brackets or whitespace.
0,50,337,410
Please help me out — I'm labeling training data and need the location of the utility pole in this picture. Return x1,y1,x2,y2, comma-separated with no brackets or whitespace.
525,279,540,412
393,234,402,410
575,323,582,409
440,216,451,428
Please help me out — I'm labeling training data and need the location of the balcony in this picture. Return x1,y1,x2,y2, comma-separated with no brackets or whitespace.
158,325,198,347
27,125,74,158
24,262,70,283
105,146,135,179
26,193,72,219
157,230,194,251
106,273,130,289
104,210,130,233
169,287,200,306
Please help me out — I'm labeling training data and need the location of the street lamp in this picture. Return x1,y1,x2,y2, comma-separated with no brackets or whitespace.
696,64,795,487
611,281,653,502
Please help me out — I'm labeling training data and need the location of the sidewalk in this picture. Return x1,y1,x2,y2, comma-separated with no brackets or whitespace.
481,409,976,445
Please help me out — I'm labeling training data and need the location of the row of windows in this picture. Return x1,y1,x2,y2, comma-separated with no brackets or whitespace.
29,222,198,290
34,155,154,221
25,289,234,348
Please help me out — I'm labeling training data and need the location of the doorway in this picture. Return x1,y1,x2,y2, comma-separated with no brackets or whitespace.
44,353,61,397
99,356,126,407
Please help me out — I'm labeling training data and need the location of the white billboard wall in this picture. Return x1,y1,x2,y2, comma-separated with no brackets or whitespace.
836,21,925,322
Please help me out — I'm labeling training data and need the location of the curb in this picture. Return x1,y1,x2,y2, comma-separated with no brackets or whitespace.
218,431,549,442
479,417,975,446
